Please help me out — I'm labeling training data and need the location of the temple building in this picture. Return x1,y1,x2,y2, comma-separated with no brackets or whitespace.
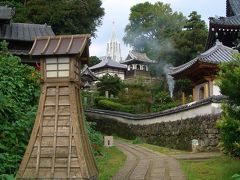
121,51,155,81
170,0,240,102
106,21,122,62
0,6,54,65
169,41,238,101
89,56,127,80
206,0,240,50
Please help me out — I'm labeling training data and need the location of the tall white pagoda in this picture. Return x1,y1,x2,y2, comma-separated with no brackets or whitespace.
106,21,122,62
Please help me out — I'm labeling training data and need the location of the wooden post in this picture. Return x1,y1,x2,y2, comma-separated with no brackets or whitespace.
182,91,186,105
192,87,196,101
204,83,209,99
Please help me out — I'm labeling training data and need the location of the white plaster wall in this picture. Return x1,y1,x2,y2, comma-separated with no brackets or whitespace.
213,84,221,96
88,102,222,125
95,71,125,80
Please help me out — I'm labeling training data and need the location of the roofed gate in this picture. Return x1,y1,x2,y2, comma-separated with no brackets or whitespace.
16,35,98,179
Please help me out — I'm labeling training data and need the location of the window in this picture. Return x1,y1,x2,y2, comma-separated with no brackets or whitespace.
136,64,140,70
46,57,70,78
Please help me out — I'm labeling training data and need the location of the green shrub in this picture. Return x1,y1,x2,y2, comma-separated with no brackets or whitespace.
85,121,103,156
97,99,133,113
94,96,119,106
151,102,177,112
0,41,40,176
132,137,143,144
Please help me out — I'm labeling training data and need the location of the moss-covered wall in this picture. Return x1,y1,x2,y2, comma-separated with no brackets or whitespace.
86,114,220,151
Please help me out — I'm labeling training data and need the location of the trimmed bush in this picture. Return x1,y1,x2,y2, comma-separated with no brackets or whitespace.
97,99,133,113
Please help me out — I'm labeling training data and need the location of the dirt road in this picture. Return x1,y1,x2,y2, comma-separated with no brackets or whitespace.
112,141,186,180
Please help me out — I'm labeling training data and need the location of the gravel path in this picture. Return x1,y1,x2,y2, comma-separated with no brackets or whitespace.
112,141,186,180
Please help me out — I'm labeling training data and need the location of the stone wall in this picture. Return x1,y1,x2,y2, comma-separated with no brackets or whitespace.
86,114,220,151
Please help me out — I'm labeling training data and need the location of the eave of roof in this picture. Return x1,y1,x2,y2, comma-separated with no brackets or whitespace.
90,57,127,70
81,65,99,81
122,51,155,64
170,41,238,76
209,15,240,27
29,34,90,56
0,23,55,42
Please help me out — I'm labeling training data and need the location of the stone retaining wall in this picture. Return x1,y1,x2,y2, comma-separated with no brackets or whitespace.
86,114,220,151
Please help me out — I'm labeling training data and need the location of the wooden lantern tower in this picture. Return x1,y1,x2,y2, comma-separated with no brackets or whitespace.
16,35,98,179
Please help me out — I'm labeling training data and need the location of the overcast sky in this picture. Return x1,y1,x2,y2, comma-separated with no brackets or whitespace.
89,0,226,59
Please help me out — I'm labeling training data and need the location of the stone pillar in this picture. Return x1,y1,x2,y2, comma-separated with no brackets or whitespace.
104,136,113,147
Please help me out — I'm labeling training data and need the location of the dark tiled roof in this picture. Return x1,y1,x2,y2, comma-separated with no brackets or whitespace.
209,15,240,26
81,65,98,81
0,23,54,42
169,41,238,76
90,56,127,70
229,0,240,15
0,6,14,20
29,34,90,56
122,51,155,64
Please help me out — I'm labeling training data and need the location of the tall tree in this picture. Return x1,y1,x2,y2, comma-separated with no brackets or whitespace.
172,11,208,66
0,0,104,37
96,74,123,96
89,56,100,67
123,2,185,60
217,56,240,157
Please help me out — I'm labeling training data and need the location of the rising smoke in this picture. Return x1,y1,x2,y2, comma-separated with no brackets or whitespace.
163,64,175,98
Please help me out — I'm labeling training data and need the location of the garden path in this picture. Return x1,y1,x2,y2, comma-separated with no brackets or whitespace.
112,140,186,180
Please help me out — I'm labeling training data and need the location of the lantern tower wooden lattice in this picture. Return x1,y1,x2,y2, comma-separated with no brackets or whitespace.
16,35,98,179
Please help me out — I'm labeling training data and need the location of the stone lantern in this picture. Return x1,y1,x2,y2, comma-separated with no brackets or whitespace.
16,35,98,179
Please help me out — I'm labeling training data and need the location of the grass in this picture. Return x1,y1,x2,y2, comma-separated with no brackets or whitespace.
180,156,240,180
139,143,190,155
96,146,126,180
115,136,190,155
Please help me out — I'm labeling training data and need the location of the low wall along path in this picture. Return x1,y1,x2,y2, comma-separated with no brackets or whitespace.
86,96,223,151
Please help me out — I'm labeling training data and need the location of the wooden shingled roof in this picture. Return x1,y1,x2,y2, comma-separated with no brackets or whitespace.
29,34,90,56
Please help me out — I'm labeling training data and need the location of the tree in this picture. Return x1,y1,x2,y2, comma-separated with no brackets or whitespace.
0,0,104,37
96,74,124,97
217,55,240,157
89,56,100,67
172,11,208,66
123,2,185,60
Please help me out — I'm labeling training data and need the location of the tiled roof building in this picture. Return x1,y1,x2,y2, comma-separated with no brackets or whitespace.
206,0,240,50
90,56,126,80
121,51,155,80
171,0,240,102
0,6,54,64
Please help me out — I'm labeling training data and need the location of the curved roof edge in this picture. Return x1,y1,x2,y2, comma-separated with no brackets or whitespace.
122,51,155,64
169,41,238,76
90,56,127,70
